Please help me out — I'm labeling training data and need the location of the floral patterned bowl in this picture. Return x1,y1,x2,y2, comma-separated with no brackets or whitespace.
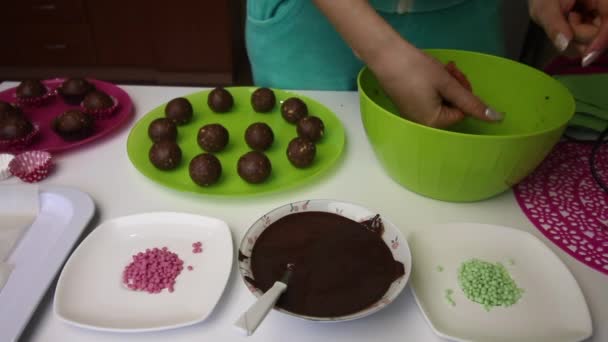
238,199,412,322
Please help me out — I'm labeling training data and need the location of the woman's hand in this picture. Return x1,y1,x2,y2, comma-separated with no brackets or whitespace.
313,0,502,128
368,41,502,128
530,0,608,66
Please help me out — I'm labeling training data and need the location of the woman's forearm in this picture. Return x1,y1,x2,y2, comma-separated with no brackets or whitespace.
312,0,416,67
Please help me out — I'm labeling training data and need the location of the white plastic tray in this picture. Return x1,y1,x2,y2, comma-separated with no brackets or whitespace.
0,186,95,342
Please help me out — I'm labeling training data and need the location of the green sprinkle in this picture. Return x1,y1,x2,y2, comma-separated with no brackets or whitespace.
457,258,523,311
436,265,444,272
445,289,455,306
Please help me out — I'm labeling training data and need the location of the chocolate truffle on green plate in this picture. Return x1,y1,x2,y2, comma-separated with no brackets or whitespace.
189,153,222,186
149,140,182,170
165,97,193,125
237,151,271,184
148,118,177,143
296,116,325,142
197,123,229,152
52,110,95,141
251,87,276,113
245,122,274,151
16,80,47,99
281,97,308,123
207,87,233,113
287,137,316,168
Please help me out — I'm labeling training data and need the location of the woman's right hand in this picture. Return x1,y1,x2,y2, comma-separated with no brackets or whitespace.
368,40,502,128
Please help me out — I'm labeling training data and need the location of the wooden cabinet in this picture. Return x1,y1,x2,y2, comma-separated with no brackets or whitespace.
0,0,240,85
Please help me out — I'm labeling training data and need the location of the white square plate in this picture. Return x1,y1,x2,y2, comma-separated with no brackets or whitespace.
409,223,592,342
53,211,233,332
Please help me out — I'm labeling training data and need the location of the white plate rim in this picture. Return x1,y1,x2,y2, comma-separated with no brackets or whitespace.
52,211,233,333
408,222,593,342
0,185,95,342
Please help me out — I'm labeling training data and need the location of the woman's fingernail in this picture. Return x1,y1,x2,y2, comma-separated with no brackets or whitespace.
582,51,599,67
554,33,570,52
485,107,504,121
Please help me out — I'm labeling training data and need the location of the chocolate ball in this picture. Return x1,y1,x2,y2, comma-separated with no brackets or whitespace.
281,97,308,123
0,115,34,140
207,87,233,113
149,140,182,170
58,78,95,105
237,151,271,184
296,116,325,142
148,118,177,143
251,87,276,113
83,90,114,110
197,123,229,152
52,110,95,141
189,153,222,186
245,122,274,151
0,101,15,115
16,80,46,99
0,101,21,121
287,137,316,168
165,97,193,125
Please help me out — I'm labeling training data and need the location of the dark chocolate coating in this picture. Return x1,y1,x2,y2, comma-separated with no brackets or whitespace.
197,123,229,152
189,153,222,186
207,87,233,113
237,151,271,184
149,140,182,170
148,118,177,143
58,78,95,105
83,90,114,110
16,80,46,99
0,115,34,140
287,137,316,168
165,97,193,125
251,87,276,113
52,110,94,141
0,101,16,115
0,101,21,122
248,212,404,317
296,116,325,142
245,122,274,151
281,97,308,123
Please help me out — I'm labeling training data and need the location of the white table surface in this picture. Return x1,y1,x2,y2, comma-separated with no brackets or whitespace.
1,82,606,342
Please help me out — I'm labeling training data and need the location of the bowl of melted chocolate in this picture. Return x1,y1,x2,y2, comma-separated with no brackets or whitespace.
238,199,411,321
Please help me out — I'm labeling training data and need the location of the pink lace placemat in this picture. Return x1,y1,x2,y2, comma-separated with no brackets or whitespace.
514,141,608,276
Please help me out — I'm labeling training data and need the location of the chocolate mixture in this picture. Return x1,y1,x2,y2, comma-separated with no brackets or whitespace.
246,212,404,317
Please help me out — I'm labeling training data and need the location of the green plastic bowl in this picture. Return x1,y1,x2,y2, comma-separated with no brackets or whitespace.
358,49,575,202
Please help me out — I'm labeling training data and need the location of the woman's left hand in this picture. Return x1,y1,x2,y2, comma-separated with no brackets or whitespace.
530,0,608,66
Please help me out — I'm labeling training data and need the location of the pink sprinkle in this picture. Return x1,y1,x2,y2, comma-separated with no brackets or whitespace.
122,247,184,294
187,265,193,271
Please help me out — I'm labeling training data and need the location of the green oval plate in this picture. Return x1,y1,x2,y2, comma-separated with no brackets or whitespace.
127,87,345,196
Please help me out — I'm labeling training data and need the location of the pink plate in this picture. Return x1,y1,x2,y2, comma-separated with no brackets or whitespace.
0,78,134,154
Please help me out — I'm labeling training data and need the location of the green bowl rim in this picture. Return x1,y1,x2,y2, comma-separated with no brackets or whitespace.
357,49,575,140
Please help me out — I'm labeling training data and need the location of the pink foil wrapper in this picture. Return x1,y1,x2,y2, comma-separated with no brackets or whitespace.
8,150,53,183
0,125,40,153
15,86,57,107
81,96,120,119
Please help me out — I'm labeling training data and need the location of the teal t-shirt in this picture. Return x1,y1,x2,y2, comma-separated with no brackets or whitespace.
246,0,504,90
